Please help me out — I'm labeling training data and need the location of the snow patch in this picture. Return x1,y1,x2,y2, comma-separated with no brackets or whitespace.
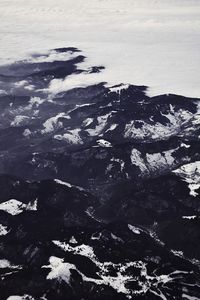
128,224,141,235
83,118,93,127
130,149,147,173
0,199,37,215
111,157,125,172
42,113,70,133
54,129,83,144
69,236,78,244
11,116,29,127
182,216,197,220
106,124,118,132
29,96,45,108
54,179,72,188
181,143,190,149
97,139,112,147
0,224,9,236
182,293,200,300
110,233,124,243
86,114,111,136
173,161,200,197
146,149,175,172
109,84,129,93
42,256,75,284
0,259,22,270
23,128,31,137
26,198,37,211
7,295,34,300
54,178,84,191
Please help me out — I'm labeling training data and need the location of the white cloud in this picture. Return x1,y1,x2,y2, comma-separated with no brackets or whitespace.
0,0,199,97
47,71,102,94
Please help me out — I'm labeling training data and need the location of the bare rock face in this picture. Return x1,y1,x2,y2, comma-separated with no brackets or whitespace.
0,48,200,300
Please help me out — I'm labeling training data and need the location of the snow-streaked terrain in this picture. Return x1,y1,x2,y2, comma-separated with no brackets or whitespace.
0,0,200,97
46,239,197,299
0,2,200,299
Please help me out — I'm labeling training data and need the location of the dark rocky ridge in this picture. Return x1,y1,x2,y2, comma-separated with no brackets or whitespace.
0,47,200,299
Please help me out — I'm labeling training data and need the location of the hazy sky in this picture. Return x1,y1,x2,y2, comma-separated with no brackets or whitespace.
0,0,200,97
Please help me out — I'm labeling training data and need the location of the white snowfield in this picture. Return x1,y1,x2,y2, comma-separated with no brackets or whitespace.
0,0,199,98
